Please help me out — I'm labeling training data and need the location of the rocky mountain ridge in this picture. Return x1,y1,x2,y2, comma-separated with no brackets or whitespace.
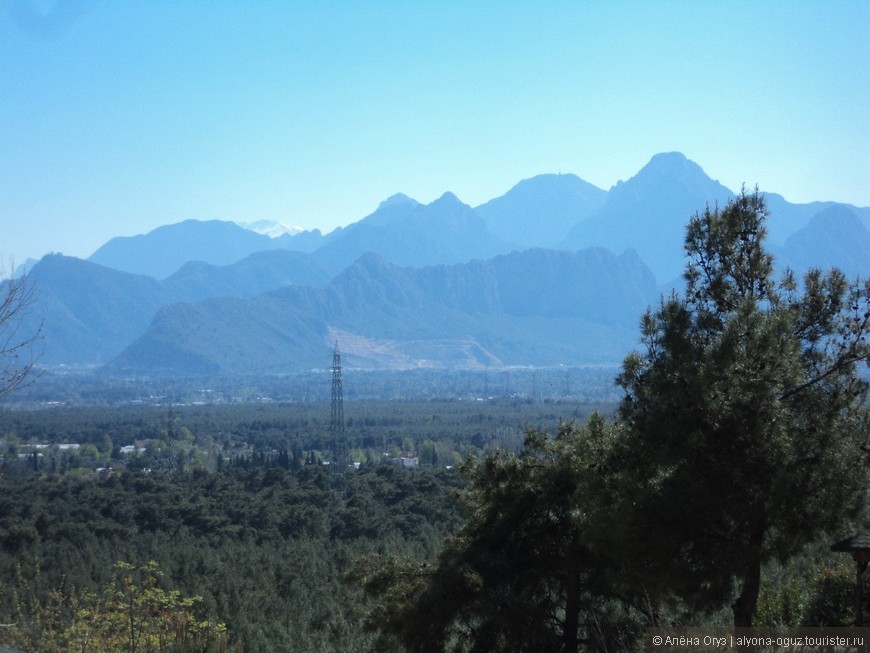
11,152,869,375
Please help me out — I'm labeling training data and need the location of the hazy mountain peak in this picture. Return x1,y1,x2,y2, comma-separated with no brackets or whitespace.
378,193,419,209
562,152,734,284
804,204,866,234
647,150,690,166
433,191,465,207
511,172,600,191
349,250,391,269
783,204,870,255
474,173,607,248
492,173,607,207
780,204,870,278
604,152,731,206
627,152,711,186
89,219,276,279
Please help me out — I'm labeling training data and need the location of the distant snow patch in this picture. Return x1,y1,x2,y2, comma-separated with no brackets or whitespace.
236,220,303,238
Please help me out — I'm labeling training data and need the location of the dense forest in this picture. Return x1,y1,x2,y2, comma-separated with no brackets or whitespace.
0,460,462,651
0,399,602,652
0,398,865,652
0,398,603,474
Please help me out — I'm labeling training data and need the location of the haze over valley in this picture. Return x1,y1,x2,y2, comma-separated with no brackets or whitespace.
6,152,868,384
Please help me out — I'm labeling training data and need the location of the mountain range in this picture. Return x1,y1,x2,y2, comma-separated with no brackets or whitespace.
11,152,870,377
105,247,657,376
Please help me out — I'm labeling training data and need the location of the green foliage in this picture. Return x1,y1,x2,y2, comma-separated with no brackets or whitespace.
611,189,870,625
3,561,74,653
353,417,643,653
0,462,464,652
65,561,228,653
799,561,859,627
0,398,605,477
1,561,227,653
4,398,589,650
756,556,863,628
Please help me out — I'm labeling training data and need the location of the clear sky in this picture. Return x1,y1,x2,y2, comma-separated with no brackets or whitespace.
1,0,868,265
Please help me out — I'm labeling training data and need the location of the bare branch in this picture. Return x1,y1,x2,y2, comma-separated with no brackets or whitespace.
0,268,43,397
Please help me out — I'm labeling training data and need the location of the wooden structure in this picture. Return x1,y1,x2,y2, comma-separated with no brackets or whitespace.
831,528,870,626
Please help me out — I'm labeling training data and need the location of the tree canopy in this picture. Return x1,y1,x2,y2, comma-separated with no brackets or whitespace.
611,189,870,626
353,417,643,653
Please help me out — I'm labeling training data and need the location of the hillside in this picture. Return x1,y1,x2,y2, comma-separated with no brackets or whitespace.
474,173,607,247
89,219,325,279
20,251,331,365
106,248,659,376
312,192,510,274
560,152,734,284
777,204,870,278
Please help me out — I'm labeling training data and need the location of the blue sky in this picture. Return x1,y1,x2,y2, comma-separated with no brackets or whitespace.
1,1,868,264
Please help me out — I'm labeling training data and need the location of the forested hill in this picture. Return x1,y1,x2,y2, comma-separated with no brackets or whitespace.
106,247,657,376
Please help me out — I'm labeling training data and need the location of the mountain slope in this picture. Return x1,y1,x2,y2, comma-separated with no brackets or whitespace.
22,250,331,365
88,219,325,279
411,247,652,324
23,255,172,365
312,193,511,274
776,205,870,278
475,173,607,248
560,152,734,284
164,249,331,299
763,194,870,246
106,248,659,376
89,219,277,279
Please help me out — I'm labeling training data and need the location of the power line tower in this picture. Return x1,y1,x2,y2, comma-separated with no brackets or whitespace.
330,342,347,490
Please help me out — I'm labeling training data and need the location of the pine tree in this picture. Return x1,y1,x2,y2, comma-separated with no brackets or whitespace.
612,189,870,626
353,417,628,652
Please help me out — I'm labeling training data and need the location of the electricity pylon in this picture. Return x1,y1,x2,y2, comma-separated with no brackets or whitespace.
330,342,347,491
